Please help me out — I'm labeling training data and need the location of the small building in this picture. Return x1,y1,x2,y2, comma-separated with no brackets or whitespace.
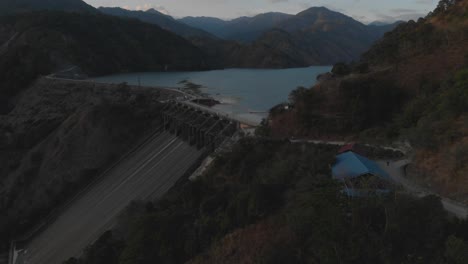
332,151,392,197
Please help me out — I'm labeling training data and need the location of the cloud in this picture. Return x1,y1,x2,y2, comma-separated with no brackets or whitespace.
375,12,426,23
371,5,428,23
390,8,418,14
415,0,434,4
352,15,369,22
125,2,170,14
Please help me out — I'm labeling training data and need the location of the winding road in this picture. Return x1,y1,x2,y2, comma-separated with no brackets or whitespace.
290,138,468,219
378,159,468,219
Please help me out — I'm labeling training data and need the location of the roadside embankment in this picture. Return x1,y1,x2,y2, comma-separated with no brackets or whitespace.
0,77,178,250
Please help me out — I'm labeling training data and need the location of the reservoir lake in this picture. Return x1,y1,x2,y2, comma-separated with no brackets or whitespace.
92,66,332,123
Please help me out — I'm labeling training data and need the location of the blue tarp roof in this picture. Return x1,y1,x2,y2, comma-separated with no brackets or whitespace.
332,152,390,181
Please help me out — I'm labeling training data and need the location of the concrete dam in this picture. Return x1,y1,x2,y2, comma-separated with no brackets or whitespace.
162,101,239,150
14,100,242,264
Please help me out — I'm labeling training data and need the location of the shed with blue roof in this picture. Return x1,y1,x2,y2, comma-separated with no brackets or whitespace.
332,152,390,180
332,151,392,196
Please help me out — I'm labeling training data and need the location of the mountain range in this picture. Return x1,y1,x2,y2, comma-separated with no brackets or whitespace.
0,11,207,113
252,7,399,64
0,0,403,106
100,6,400,65
180,12,293,42
98,7,214,39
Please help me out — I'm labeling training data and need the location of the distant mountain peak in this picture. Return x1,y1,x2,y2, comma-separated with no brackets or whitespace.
98,7,214,39
146,8,163,15
296,6,354,20
297,6,333,14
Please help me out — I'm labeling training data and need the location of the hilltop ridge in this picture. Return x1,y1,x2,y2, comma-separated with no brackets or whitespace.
181,6,399,64
0,0,96,14
98,7,214,38
0,11,208,113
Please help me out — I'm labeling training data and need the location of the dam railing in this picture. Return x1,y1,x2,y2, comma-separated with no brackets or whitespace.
161,101,239,150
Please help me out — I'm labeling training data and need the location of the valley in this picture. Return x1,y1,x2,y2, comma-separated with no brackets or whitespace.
0,0,467,263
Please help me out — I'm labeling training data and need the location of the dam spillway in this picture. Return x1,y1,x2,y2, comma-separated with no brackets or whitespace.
15,101,240,264
161,101,239,150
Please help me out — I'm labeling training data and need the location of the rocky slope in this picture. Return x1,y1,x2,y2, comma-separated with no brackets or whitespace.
0,78,178,250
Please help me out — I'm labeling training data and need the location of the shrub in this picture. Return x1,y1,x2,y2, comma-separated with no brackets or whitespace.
331,63,351,76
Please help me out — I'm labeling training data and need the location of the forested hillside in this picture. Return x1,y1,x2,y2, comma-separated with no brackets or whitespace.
181,7,399,64
71,139,468,264
0,11,207,113
181,12,293,42
98,7,213,38
106,6,399,68
97,7,304,68
269,0,468,203
0,0,96,15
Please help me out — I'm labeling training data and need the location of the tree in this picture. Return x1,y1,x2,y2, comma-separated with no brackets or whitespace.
288,86,308,105
331,63,351,76
445,236,468,264
435,0,458,14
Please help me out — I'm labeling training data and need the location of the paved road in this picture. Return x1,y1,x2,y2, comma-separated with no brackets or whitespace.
378,160,468,219
290,139,467,218
17,132,203,264
289,139,409,154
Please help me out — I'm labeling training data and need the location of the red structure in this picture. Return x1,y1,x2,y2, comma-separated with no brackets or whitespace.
338,143,356,154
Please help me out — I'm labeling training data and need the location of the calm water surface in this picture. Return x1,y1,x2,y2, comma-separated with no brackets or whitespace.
92,67,331,123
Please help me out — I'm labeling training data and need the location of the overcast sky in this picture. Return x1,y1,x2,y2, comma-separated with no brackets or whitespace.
84,0,439,23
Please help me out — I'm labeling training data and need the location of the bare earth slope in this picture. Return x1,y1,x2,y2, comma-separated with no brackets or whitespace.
18,131,203,264
0,78,178,250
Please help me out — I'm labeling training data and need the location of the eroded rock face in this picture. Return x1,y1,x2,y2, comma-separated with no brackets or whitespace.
0,78,176,247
